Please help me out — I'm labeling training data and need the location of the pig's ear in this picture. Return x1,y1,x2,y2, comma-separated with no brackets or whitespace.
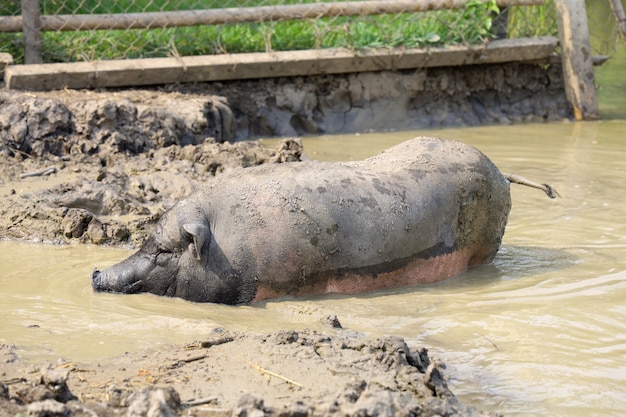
183,223,210,261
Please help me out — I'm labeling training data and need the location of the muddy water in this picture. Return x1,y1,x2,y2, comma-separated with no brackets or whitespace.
2,119,626,416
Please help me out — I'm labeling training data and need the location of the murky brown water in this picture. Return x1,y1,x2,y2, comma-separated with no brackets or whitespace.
2,119,626,416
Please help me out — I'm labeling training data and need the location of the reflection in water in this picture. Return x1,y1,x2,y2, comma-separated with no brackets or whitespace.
589,0,626,121
471,245,577,282
2,120,626,416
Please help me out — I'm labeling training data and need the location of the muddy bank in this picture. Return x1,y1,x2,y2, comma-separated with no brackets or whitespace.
1,62,571,146
0,326,499,417
0,87,305,245
0,137,302,246
182,62,572,139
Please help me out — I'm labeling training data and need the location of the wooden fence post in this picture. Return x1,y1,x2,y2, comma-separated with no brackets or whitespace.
554,0,599,120
22,0,43,64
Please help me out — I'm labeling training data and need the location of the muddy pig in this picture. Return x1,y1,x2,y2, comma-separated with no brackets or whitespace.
92,136,557,304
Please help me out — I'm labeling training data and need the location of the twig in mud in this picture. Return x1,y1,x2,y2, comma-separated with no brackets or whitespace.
184,333,234,350
167,353,207,369
2,377,26,385
245,358,303,388
90,380,115,390
6,146,31,159
201,335,234,348
183,396,219,407
55,361,75,369
480,334,499,351
20,166,57,179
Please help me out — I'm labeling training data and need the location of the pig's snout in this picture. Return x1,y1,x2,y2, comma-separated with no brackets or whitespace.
91,265,144,294
92,268,122,293
92,268,104,291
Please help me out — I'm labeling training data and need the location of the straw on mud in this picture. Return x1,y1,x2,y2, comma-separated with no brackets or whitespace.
480,334,499,351
245,358,303,388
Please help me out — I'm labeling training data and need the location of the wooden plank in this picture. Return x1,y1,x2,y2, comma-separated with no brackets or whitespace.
0,0,543,32
4,37,559,91
554,0,599,120
21,0,43,64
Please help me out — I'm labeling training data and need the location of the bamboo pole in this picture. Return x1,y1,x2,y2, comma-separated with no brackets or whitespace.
21,0,43,64
608,0,626,44
554,0,599,120
0,0,543,32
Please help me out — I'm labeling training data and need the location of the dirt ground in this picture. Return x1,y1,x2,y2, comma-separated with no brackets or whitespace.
0,87,502,416
1,325,500,417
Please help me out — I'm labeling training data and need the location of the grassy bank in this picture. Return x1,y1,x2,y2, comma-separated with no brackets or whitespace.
1,0,557,64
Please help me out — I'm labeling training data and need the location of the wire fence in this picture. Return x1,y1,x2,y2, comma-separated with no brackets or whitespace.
0,0,620,65
587,0,623,56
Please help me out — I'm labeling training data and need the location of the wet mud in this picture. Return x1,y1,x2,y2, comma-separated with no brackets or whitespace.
0,326,499,417
200,63,571,139
0,88,303,245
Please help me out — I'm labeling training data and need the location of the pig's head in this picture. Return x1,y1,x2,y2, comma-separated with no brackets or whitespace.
91,199,249,304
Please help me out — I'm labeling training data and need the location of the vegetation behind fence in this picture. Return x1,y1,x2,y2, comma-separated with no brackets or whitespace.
0,0,573,65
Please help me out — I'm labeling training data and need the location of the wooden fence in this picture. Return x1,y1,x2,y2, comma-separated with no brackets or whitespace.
0,0,599,120
4,0,545,33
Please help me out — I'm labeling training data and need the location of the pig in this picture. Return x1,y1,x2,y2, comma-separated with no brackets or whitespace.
92,136,557,304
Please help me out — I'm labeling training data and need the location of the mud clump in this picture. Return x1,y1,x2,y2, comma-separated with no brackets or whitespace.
0,88,303,245
0,90,234,158
0,137,301,245
0,330,500,417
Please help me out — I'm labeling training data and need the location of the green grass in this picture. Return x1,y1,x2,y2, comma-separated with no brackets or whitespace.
0,0,558,64
507,0,559,38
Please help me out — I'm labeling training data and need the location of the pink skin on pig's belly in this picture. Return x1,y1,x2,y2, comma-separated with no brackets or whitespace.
251,247,474,302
